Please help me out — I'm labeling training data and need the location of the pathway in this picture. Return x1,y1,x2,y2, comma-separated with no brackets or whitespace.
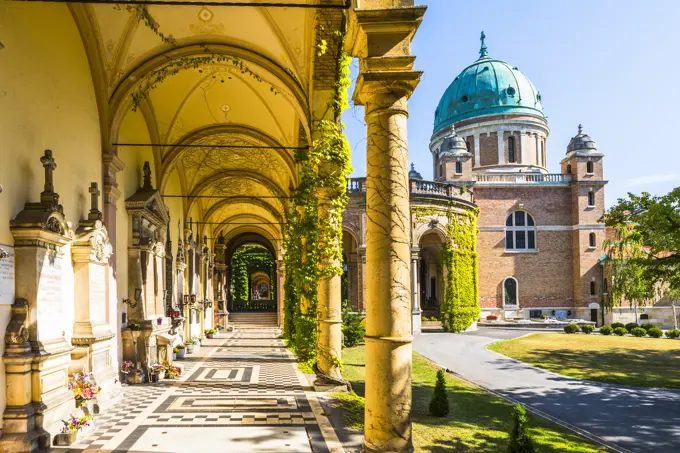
414,329,680,453
53,329,341,453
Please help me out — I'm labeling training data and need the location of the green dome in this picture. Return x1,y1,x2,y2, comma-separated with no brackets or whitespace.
434,32,544,133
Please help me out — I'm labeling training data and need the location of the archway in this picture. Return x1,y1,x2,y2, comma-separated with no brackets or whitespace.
341,229,360,312
419,230,447,319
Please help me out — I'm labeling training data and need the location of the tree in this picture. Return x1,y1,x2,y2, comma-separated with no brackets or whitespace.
429,369,450,417
602,187,680,324
508,403,535,453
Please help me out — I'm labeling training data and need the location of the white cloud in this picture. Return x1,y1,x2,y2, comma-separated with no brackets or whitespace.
628,173,680,186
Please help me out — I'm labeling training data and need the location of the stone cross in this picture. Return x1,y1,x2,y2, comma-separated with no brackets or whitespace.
88,182,103,221
40,149,57,194
578,124,583,135
142,161,153,190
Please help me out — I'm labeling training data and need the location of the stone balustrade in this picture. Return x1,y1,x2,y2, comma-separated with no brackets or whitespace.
346,177,475,203
473,173,572,184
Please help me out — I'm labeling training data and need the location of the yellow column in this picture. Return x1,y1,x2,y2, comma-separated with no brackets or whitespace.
350,3,425,452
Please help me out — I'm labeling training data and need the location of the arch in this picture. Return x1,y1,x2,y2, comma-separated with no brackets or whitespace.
202,197,284,224
586,161,594,174
505,210,536,251
588,191,596,207
503,276,519,307
108,42,311,144
589,232,596,248
455,161,462,174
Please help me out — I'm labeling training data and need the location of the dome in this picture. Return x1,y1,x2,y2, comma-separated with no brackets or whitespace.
434,32,544,133
439,134,469,157
567,124,598,153
408,163,423,180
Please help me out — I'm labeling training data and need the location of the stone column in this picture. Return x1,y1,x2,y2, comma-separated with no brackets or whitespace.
276,260,285,328
473,133,481,167
497,128,505,164
411,248,421,335
351,4,425,450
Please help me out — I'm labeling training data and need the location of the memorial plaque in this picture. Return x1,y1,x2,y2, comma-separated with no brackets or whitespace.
0,244,15,305
36,250,64,340
89,262,107,325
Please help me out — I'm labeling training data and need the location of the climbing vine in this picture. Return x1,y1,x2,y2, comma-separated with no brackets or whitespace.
283,11,352,366
413,204,480,332
230,245,274,303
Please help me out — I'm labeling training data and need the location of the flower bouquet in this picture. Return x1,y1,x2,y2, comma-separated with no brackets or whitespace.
149,363,165,383
69,373,101,410
163,361,181,379
54,414,93,446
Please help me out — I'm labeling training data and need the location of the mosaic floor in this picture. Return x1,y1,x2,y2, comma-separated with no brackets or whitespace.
52,329,343,453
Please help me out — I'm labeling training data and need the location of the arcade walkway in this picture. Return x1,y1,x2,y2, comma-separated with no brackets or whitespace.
53,330,342,453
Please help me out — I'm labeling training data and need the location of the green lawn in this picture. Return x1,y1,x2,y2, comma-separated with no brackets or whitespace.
488,332,680,389
336,345,608,453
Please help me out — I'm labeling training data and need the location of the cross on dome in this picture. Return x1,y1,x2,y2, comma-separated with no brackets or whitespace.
479,31,488,59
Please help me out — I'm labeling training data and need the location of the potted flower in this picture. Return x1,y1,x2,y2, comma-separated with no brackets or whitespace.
486,314,498,321
216,323,224,332
69,373,101,414
175,345,186,359
163,361,181,379
205,328,217,339
120,360,134,385
149,364,165,383
54,414,93,446
172,348,177,361
185,339,196,354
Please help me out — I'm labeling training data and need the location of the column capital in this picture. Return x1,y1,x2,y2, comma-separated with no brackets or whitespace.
353,66,422,109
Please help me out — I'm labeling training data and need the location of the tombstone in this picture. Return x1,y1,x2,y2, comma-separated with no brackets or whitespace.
122,162,175,383
1,150,74,452
70,182,121,410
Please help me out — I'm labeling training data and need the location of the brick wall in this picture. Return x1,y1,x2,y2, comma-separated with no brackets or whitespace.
479,132,498,166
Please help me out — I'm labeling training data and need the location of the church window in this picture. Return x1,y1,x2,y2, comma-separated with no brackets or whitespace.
505,211,536,251
589,232,596,248
588,191,595,207
590,281,597,296
503,277,519,306
455,161,462,174
587,161,594,174
508,136,516,163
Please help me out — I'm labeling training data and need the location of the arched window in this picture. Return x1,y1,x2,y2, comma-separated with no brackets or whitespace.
588,191,595,207
439,163,443,177
590,281,597,296
505,211,536,251
589,232,596,248
503,277,519,306
455,161,462,174
567,164,572,174
466,140,471,152
586,161,594,174
508,136,516,163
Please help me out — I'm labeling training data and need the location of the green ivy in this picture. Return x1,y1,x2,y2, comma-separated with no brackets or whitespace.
283,12,351,366
230,245,274,303
413,204,480,332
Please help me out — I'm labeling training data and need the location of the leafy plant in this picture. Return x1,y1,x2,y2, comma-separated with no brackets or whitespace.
647,327,663,338
614,327,628,336
600,325,613,335
630,327,646,337
341,300,365,348
580,324,595,334
563,323,579,334
625,322,639,332
428,369,450,417
507,403,536,453
204,328,217,335
665,329,680,339
611,322,625,329
640,322,656,332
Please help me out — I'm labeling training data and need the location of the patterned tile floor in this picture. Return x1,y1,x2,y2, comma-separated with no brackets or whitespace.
51,329,343,453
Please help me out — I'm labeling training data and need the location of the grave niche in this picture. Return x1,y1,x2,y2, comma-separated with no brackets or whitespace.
70,182,121,410
121,162,176,384
1,150,74,452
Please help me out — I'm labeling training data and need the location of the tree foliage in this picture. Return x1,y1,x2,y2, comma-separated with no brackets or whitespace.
429,369,450,417
507,403,535,453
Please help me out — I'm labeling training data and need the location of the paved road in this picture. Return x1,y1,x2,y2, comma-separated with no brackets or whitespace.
414,329,680,453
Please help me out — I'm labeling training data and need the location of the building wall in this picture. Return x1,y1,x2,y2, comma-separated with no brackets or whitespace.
0,3,104,429
475,187,575,310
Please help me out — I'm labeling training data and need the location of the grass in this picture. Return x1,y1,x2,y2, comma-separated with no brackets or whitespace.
337,345,608,453
488,333,680,389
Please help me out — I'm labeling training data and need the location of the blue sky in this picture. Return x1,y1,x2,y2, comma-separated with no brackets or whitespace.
342,0,680,207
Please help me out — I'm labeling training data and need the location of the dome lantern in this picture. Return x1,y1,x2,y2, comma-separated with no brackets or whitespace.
566,124,598,154
408,163,423,180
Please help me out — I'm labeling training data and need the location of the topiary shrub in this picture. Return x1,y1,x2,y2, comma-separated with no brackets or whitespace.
508,403,536,453
563,323,579,334
625,322,639,333
640,322,655,332
580,324,595,334
630,327,646,337
600,325,613,336
611,322,625,329
647,327,663,338
614,327,628,336
429,369,450,417
665,328,680,339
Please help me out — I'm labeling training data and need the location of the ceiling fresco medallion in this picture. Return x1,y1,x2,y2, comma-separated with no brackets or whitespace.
190,7,225,35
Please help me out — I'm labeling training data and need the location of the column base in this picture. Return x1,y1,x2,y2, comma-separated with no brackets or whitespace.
0,404,50,453
411,311,422,335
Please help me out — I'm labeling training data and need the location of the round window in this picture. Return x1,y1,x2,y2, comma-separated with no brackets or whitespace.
507,87,516,96
461,95,469,102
